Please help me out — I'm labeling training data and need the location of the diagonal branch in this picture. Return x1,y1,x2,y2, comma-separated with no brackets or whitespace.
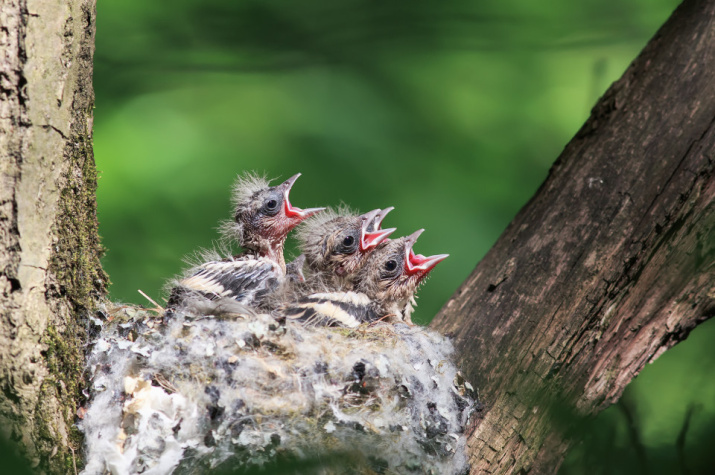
431,0,715,473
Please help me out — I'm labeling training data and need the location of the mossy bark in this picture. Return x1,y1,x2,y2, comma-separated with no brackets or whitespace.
0,0,106,473
431,0,715,473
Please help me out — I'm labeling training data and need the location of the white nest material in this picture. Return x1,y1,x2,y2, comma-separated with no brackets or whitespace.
80,304,475,475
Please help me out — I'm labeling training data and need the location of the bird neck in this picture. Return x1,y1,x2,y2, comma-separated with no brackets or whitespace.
323,273,354,292
245,236,287,274
263,245,286,274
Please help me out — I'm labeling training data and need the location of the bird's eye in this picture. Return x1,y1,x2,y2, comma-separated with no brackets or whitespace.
336,233,358,254
262,197,281,216
384,260,398,272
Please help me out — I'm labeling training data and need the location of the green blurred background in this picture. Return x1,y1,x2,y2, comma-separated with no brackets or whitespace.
92,0,714,473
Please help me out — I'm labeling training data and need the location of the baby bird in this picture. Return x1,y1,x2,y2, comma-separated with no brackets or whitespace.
169,173,324,310
296,207,396,290
283,229,448,327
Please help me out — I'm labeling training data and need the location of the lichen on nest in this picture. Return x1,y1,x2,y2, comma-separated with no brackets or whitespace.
80,303,475,475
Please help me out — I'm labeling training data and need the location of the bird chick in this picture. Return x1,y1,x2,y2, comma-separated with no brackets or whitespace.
169,173,324,310
297,207,396,290
283,229,448,327
222,173,325,269
355,229,448,323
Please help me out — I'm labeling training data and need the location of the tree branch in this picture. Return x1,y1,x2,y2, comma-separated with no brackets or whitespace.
431,0,715,472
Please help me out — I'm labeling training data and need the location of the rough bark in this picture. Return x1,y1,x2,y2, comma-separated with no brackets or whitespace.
431,0,715,473
0,0,106,473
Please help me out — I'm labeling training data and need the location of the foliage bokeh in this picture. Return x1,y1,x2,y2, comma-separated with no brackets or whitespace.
94,0,713,473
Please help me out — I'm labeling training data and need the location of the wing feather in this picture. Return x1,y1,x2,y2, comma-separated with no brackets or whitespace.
284,292,379,328
172,256,282,307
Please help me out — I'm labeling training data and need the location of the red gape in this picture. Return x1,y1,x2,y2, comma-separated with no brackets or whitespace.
280,173,325,222
359,208,396,251
403,229,449,276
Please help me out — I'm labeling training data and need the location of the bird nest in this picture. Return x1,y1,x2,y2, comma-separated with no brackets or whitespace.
80,303,475,475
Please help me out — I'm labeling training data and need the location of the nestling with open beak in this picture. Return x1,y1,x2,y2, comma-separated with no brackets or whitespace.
168,173,324,310
283,229,448,327
295,206,396,291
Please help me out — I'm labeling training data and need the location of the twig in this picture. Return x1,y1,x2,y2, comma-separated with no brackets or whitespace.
69,445,78,475
138,289,165,313
368,314,397,327
676,403,699,475
618,395,648,475
153,373,178,394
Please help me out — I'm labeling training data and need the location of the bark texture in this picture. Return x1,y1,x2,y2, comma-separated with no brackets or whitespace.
0,0,106,472
431,0,715,473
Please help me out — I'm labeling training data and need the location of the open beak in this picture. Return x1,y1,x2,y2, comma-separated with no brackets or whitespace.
371,206,394,231
403,229,449,275
281,173,325,219
359,208,396,251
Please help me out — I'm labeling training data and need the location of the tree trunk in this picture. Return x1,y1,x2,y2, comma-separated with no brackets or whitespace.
0,0,106,473
430,0,715,473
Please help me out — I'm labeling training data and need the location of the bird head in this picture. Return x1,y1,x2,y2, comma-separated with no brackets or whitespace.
228,173,325,258
356,229,448,314
298,207,396,285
